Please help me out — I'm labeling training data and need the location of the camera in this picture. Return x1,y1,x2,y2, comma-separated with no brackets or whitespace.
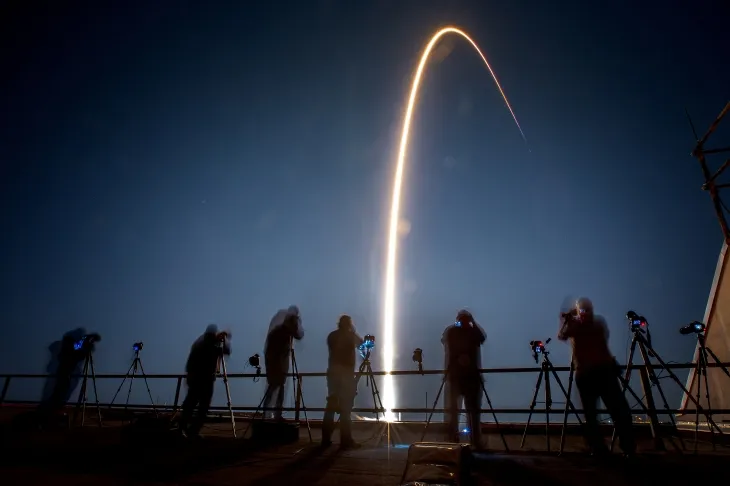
412,348,423,374
679,321,706,335
626,311,647,332
73,334,100,352
133,342,143,352
359,335,375,359
363,334,375,349
529,338,551,363
248,353,262,378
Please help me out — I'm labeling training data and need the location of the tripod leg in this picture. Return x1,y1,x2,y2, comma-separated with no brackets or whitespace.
219,357,236,438
367,363,397,447
705,346,730,379
544,368,552,452
108,360,135,409
73,358,89,427
137,359,158,417
243,387,272,439
88,356,102,427
290,352,312,442
480,378,509,451
421,373,447,442
124,361,137,412
700,347,715,450
558,358,582,455
642,362,684,452
521,370,544,448
645,341,725,436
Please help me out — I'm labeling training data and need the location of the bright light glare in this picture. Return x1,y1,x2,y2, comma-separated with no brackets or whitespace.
382,26,525,421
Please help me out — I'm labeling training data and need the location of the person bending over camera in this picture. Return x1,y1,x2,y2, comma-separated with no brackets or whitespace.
558,297,635,456
321,314,363,449
264,305,304,420
442,309,486,447
179,324,231,439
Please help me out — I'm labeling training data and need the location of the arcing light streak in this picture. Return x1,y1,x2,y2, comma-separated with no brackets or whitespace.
382,27,526,422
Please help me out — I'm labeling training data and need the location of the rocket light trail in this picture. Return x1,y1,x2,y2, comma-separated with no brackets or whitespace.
381,27,526,422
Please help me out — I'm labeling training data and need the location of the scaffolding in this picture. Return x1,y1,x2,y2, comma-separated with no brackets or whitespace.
687,102,730,245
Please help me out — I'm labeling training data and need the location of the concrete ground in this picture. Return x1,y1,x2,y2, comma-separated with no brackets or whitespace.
1,407,728,485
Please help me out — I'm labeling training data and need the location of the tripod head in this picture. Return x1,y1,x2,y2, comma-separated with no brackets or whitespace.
132,342,143,353
529,338,551,364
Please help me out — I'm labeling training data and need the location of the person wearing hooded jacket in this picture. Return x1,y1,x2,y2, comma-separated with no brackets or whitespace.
179,324,231,438
263,305,304,420
558,297,635,456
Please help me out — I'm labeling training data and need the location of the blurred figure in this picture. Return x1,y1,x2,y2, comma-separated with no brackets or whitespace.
37,328,101,424
558,297,635,456
321,314,363,449
179,324,231,439
442,309,486,447
263,305,304,420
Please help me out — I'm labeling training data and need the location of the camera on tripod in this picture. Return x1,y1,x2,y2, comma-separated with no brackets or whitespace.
132,342,143,352
248,353,262,378
73,333,100,352
529,338,551,363
679,321,706,335
359,334,375,359
412,348,423,374
626,311,647,332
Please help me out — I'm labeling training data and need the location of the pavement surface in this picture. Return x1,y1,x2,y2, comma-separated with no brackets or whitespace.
1,407,729,485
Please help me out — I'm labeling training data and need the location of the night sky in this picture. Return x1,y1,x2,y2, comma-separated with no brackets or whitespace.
2,1,728,419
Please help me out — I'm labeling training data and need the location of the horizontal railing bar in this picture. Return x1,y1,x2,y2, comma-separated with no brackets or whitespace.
2,362,727,379
4,400,729,416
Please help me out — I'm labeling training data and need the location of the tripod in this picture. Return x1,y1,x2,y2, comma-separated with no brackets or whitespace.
244,338,313,442
351,351,397,447
691,332,730,450
521,349,583,452
611,328,724,451
216,345,237,438
72,352,102,428
109,349,157,417
421,367,509,450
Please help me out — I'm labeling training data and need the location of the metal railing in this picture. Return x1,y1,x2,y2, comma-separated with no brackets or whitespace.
2,362,729,417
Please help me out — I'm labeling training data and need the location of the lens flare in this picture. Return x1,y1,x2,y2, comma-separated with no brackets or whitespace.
382,27,526,422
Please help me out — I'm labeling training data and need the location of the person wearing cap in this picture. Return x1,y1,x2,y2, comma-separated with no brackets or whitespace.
441,309,487,447
558,297,635,456
179,324,232,438
321,314,364,449
263,305,304,420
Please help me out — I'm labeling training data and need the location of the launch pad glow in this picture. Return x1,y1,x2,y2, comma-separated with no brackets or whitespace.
381,27,525,422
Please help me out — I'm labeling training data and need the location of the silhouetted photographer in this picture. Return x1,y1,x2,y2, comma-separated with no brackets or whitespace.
263,305,304,420
179,324,231,439
37,328,101,423
442,309,486,447
321,314,363,449
558,297,635,456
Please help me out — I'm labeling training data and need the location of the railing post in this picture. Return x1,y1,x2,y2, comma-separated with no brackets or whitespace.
0,377,11,406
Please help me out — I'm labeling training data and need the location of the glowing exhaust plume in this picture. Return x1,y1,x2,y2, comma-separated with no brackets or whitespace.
381,27,526,422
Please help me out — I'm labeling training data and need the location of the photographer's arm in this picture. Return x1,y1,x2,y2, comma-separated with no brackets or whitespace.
473,321,487,344
558,318,575,341
294,317,304,340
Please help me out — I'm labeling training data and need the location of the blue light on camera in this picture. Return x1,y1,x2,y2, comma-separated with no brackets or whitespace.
73,338,86,351
455,321,462,327
363,339,375,349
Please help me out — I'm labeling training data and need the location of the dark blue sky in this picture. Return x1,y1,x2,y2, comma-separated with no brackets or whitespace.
2,1,728,416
